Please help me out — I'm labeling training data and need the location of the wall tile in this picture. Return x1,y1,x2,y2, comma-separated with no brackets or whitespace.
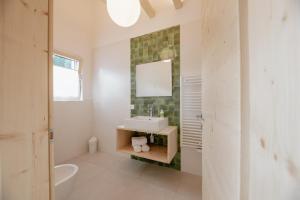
130,26,181,170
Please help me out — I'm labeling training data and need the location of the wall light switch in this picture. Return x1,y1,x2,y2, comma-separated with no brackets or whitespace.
130,104,135,110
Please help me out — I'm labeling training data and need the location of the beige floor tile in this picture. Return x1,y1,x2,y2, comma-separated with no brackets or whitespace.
64,153,202,200
177,173,202,200
108,157,148,177
140,164,182,192
73,162,105,189
68,172,125,200
114,179,177,200
81,152,120,169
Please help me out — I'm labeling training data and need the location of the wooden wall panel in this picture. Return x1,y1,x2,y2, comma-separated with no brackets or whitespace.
239,0,250,199
200,0,241,199
48,0,54,199
0,0,50,199
240,0,300,199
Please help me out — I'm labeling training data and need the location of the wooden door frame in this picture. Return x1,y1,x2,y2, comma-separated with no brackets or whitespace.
48,0,54,199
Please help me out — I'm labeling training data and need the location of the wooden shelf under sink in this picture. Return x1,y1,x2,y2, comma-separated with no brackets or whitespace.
118,145,168,163
116,126,177,164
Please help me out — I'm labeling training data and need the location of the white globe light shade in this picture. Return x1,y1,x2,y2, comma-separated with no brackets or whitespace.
107,0,141,27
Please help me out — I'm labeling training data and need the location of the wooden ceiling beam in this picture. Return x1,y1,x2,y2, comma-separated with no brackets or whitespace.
172,0,183,9
140,0,156,18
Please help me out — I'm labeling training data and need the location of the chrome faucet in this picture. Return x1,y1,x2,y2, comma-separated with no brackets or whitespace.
148,104,154,118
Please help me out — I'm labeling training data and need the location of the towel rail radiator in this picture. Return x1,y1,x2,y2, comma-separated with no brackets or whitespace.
181,75,203,151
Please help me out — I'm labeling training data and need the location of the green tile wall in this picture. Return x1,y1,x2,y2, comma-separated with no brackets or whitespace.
130,26,181,170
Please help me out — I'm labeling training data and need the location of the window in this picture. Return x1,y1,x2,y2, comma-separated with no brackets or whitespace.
53,53,82,101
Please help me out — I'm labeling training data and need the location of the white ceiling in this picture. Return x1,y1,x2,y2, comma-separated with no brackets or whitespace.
95,0,200,47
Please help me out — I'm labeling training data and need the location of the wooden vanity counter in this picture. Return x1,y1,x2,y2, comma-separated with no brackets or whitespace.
116,126,178,164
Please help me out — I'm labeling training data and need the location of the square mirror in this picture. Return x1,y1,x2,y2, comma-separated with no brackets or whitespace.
136,60,172,97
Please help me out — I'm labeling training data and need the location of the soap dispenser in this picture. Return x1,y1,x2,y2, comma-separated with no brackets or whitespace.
150,134,154,144
160,109,164,118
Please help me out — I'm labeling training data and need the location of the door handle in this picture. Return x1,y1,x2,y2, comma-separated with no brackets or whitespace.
196,114,204,121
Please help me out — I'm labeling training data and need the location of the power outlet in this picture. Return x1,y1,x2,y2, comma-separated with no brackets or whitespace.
130,104,135,110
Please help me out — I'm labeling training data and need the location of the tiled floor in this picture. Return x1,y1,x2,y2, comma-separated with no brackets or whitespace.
65,152,202,200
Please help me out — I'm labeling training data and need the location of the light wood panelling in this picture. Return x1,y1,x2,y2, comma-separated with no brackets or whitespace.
200,0,241,199
0,0,50,199
119,145,168,163
140,0,155,18
167,127,178,164
116,129,135,150
240,0,300,199
48,0,54,199
239,0,250,199
0,3,3,199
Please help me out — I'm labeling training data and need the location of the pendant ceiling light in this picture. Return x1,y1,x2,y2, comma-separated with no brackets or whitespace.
107,0,141,27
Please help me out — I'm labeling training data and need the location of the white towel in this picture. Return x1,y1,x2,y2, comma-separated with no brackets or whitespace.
132,137,147,147
133,145,142,153
142,144,150,152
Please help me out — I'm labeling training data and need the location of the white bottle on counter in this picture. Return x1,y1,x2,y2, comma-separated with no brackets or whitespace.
160,109,164,118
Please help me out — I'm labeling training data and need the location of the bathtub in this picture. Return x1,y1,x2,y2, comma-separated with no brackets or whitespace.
55,164,79,200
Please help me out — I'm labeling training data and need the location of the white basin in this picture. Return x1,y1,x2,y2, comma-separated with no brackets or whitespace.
124,116,168,133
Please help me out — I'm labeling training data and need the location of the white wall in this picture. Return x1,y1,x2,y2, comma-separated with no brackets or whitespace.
181,20,202,176
92,40,131,154
92,0,202,175
53,0,94,164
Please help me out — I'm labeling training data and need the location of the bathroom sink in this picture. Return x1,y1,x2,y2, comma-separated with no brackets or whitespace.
124,116,168,133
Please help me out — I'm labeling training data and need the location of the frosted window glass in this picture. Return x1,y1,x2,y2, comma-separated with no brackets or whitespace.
53,54,81,101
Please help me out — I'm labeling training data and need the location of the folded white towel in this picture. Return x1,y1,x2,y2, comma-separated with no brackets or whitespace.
133,145,142,153
132,137,147,147
142,144,150,152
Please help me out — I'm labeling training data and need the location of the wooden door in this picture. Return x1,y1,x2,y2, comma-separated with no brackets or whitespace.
200,0,241,200
0,0,51,199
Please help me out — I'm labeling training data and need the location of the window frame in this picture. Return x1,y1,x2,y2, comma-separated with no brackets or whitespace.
53,51,83,102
